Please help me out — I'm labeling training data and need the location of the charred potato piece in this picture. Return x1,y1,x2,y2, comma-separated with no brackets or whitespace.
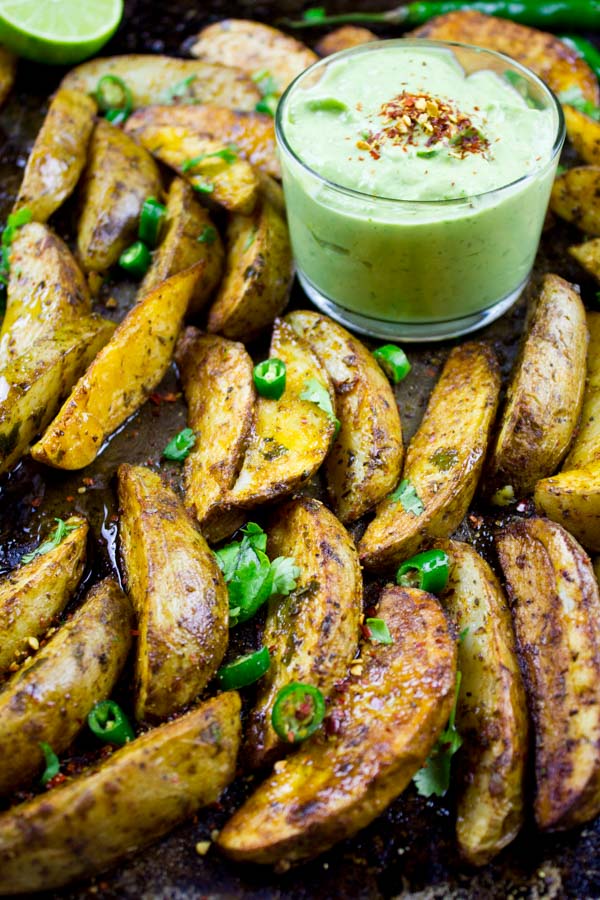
551,166,600,236
438,540,528,866
118,464,229,721
0,691,240,894
0,516,87,676
563,105,600,166
0,46,16,108
360,342,500,571
486,274,587,498
286,310,403,522
563,312,600,469
76,119,162,272
13,89,96,223
535,462,600,552
569,238,600,286
497,517,600,830
245,497,362,769
218,585,456,865
316,26,378,56
0,578,132,797
31,265,202,471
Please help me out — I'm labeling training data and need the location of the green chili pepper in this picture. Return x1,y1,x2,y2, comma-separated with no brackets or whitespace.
39,742,60,786
253,358,287,399
88,700,135,746
138,197,166,248
396,549,450,594
256,94,279,117
95,74,133,122
560,35,600,82
163,427,196,461
306,97,348,113
119,240,151,278
373,344,411,383
217,646,271,690
271,682,326,743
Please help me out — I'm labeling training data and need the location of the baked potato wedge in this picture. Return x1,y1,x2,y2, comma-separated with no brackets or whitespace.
0,577,132,797
563,312,600,470
61,54,260,112
0,515,87,676
569,238,600,286
218,584,456,865
0,315,115,475
0,691,241,894
550,166,600,236
245,497,362,770
207,194,293,340
438,540,528,866
486,274,587,499
175,328,254,542
140,178,224,315
316,26,378,57
31,265,202,471
563,105,600,166
13,89,96,223
535,462,600,552
286,310,404,522
496,517,600,830
76,118,162,272
359,342,500,571
118,464,229,721
0,46,16,108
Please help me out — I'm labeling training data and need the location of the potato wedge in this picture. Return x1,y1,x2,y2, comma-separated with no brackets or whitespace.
61,54,260,112
563,105,600,166
13,89,96,223
563,312,600,470
0,46,16,108
118,464,229,721
140,178,224,315
0,515,87,676
76,118,162,272
31,265,202,471
226,319,335,508
535,462,600,552
0,222,91,361
126,104,280,179
0,316,115,475
438,540,528,866
0,577,132,797
245,497,362,770
175,328,254,542
218,584,456,865
569,238,600,286
359,342,500,571
0,691,240,894
207,195,293,340
485,275,587,499
411,11,600,104
551,166,600,236
286,310,404,522
190,19,317,94
497,517,600,830
316,26,378,57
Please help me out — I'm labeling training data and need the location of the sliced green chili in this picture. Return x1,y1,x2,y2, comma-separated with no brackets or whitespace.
198,225,217,244
217,646,271,690
396,549,450,594
39,742,60,786
119,241,151,278
271,682,326,743
253,358,287,399
95,74,133,123
182,147,238,171
139,197,166,248
256,94,279,117
365,617,394,644
163,427,196,461
88,700,135,746
373,344,411,383
306,97,348,113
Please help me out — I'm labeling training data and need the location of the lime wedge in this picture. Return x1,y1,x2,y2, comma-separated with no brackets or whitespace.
0,0,124,65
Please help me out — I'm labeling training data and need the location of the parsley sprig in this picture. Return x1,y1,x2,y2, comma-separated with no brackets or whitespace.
388,479,424,516
413,671,463,798
21,518,80,565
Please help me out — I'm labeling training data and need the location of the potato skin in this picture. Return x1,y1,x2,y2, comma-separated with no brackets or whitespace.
218,585,456,865
245,497,362,770
496,517,600,830
569,239,600,286
13,89,96,223
563,105,600,166
118,464,229,721
286,310,404,522
563,312,600,470
0,516,87,676
0,578,132,797
0,691,241,894
551,166,600,236
0,46,16,108
535,462,600,552
359,342,500,571
316,26,378,57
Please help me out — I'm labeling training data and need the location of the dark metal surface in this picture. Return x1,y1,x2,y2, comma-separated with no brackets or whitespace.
0,2,599,897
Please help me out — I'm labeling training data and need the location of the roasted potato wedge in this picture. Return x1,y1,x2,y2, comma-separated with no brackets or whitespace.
190,19,317,94
140,178,224,315
175,328,254,542
76,118,162,272
218,584,456,865
207,195,293,340
0,577,132,797
497,517,600,830
563,105,600,166
316,25,378,56
569,238,600,286
245,497,362,769
0,315,115,475
31,265,202,471
286,310,404,522
0,46,16,108
563,312,600,470
0,222,92,361
61,54,260,111
118,464,229,721
0,515,87,676
359,342,500,571
226,319,335,508
551,166,600,236
438,540,528,866
13,89,96,223
0,691,240,894
535,462,600,552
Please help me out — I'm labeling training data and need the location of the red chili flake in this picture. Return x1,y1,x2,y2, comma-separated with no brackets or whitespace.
361,623,373,640
324,713,342,736
82,477,94,487
295,698,314,720
149,393,163,406
31,497,42,508
66,495,74,502
131,630,140,637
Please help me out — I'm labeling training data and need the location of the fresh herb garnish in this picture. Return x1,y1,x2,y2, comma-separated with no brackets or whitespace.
430,448,458,471
388,479,424,516
306,97,348,113
163,74,197,103
558,87,600,121
255,94,278,117
1,207,32,291
162,427,196,461
413,671,463,798
416,148,439,159
39,742,60,787
182,146,238,171
198,226,217,244
192,180,215,194
458,627,469,643
303,6,326,20
21,518,79,565
243,226,258,252
300,378,340,436
252,68,279,97
365,617,393,645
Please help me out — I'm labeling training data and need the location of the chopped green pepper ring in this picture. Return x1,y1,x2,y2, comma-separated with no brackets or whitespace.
119,240,151,279
253,358,286,399
373,344,411,383
271,682,326,743
217,646,271,690
39,742,60,786
88,700,135,746
139,197,167,248
95,74,133,120
396,549,450,594
256,94,278,117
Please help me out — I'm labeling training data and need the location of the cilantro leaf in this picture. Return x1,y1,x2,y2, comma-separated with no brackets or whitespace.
388,479,424,516
300,378,340,436
365,617,393,644
558,87,600,122
21,518,80,565
182,146,238,171
197,226,217,244
413,671,463,798
252,68,279,98
271,556,300,595
163,74,197,103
